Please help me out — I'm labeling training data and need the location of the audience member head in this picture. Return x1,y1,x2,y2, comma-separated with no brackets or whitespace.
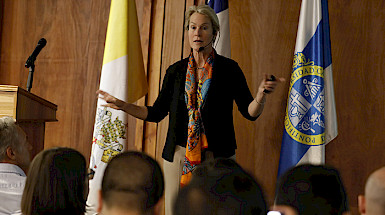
0,116,31,173
358,166,385,215
274,164,349,215
99,151,164,215
21,147,87,215
174,158,267,215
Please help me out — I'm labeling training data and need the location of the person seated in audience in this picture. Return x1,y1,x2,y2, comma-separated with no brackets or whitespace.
272,164,350,215
98,151,164,215
358,166,385,215
21,147,87,215
174,158,267,215
0,116,32,214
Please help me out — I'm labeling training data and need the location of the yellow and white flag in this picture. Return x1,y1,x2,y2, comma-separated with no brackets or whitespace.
86,0,147,214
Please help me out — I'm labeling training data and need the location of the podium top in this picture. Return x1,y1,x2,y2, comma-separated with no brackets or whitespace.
0,85,57,122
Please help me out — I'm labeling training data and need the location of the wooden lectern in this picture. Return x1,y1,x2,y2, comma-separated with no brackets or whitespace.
0,85,57,158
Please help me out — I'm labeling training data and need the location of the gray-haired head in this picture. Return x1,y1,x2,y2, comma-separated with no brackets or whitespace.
0,116,27,160
0,116,31,174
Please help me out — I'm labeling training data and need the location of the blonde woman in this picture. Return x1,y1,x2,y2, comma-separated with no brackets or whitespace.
98,5,282,214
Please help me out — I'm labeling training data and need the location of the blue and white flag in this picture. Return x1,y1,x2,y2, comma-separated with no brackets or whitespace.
278,0,337,177
207,0,230,58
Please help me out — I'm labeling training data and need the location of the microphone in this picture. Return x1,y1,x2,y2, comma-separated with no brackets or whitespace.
198,41,213,52
25,38,47,92
25,38,47,68
198,36,214,52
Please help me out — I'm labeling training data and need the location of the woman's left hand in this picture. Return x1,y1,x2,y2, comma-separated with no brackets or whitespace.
249,74,285,117
257,74,285,95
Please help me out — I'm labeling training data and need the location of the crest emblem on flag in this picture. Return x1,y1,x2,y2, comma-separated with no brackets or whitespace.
285,52,325,146
92,107,126,163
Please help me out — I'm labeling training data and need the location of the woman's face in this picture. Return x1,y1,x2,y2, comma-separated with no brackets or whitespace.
188,12,214,52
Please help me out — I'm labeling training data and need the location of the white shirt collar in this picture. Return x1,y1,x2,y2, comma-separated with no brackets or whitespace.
0,163,26,177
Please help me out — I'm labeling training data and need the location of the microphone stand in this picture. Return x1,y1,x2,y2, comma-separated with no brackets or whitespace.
25,38,47,92
26,62,35,92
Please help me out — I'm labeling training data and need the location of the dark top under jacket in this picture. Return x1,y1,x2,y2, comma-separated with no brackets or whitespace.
146,53,259,162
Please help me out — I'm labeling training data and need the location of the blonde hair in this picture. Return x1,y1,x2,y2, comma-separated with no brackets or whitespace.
185,5,220,37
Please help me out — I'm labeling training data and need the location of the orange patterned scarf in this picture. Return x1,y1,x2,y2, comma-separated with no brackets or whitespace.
181,50,214,187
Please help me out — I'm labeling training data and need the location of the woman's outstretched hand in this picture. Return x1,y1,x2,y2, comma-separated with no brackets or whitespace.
96,90,148,120
96,90,126,110
249,74,285,117
258,74,285,95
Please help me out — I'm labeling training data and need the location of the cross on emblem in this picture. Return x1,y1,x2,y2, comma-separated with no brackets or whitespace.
289,89,312,127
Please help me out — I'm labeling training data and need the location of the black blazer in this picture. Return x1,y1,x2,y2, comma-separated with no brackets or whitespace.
146,53,259,162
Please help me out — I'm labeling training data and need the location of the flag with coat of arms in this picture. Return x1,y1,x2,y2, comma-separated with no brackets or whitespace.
278,0,337,177
86,0,147,214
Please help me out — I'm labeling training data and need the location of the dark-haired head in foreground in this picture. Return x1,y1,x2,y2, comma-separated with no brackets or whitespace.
21,147,87,215
174,158,267,215
274,164,349,215
99,151,164,215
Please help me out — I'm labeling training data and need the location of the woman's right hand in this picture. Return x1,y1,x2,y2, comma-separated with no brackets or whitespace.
96,90,126,111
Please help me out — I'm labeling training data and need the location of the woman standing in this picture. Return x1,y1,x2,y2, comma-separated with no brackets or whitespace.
98,5,282,215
